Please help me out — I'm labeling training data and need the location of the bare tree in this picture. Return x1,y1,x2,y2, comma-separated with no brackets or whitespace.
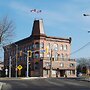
0,16,15,46
76,58,90,74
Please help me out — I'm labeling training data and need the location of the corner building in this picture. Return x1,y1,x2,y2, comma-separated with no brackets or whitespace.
4,19,76,77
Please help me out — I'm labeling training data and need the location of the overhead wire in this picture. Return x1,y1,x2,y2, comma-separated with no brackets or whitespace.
70,42,90,55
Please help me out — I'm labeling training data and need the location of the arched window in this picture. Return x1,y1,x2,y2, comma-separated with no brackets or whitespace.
40,52,44,58
60,44,63,51
40,42,44,48
35,52,39,58
60,63,64,67
35,42,39,49
60,53,64,60
53,44,58,51
64,45,67,51
69,63,75,67
54,52,58,61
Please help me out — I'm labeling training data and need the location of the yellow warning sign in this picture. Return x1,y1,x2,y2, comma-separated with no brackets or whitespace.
17,65,23,70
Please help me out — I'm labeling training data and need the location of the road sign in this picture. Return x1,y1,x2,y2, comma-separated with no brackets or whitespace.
40,50,45,53
17,65,23,70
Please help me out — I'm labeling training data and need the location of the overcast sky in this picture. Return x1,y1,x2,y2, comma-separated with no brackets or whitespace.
1,0,90,59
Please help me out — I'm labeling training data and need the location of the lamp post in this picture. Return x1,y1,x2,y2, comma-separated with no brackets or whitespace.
14,44,18,78
49,49,53,77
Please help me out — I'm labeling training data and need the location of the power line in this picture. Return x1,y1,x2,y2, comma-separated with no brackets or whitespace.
70,42,90,55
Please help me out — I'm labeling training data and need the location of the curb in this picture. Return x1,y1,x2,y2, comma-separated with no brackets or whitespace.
20,77,47,80
75,78,90,82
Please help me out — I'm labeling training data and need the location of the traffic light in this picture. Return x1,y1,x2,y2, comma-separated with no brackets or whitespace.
20,51,22,56
27,50,32,57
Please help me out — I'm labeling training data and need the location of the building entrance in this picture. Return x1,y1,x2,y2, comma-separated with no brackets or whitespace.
60,70,65,77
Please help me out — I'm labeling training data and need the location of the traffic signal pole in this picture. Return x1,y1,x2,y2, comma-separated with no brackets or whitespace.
26,54,29,77
49,49,53,77
26,50,32,77
9,56,11,78
15,44,18,78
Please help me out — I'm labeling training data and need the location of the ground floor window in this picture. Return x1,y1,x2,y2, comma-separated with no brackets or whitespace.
43,70,49,75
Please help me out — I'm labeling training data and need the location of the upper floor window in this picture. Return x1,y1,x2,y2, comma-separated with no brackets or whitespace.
60,63,64,67
60,44,63,51
69,63,75,67
54,52,58,61
53,44,58,51
40,52,44,58
29,45,32,50
65,54,68,60
60,53,64,60
40,42,44,48
64,45,67,51
47,52,50,58
35,42,39,49
35,52,39,58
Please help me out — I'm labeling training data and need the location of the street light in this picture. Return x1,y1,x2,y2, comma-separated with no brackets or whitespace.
83,14,90,16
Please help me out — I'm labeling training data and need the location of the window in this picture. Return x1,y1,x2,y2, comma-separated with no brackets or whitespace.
40,52,44,58
60,53,64,60
72,70,75,75
54,52,58,61
60,44,63,51
69,63,75,67
53,44,58,51
35,42,39,48
64,45,67,51
65,54,68,60
47,53,50,58
40,42,44,48
60,63,64,67
32,43,35,49
29,45,32,50
35,52,39,58
24,56,27,61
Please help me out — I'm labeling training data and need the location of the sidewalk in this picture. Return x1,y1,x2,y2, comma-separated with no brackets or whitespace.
76,77,90,82
0,77,47,80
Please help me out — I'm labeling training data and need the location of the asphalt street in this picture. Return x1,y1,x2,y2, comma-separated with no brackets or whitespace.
0,78,90,90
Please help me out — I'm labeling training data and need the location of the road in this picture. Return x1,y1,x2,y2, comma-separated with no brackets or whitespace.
0,78,90,90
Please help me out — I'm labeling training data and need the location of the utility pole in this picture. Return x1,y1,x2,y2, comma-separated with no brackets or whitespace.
49,49,53,77
15,44,18,78
26,54,29,77
9,56,11,78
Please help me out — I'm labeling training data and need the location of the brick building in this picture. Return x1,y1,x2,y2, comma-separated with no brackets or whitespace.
3,19,76,77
